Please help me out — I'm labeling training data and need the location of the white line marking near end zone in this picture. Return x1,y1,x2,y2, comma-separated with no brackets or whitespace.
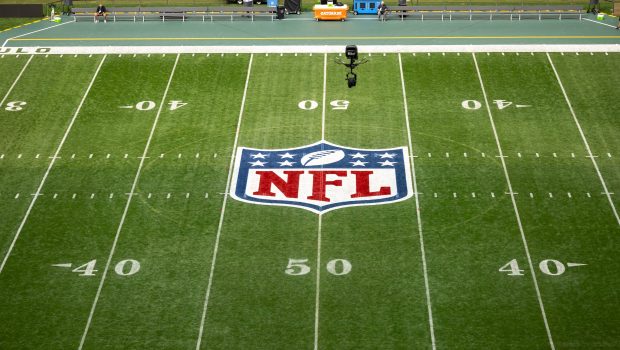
0,54,107,275
546,53,620,227
472,52,555,350
2,19,75,47
78,53,180,350
398,53,436,350
0,54,33,107
196,54,253,350
583,18,618,29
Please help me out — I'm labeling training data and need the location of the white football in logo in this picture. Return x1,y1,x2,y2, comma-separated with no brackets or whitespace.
301,149,345,166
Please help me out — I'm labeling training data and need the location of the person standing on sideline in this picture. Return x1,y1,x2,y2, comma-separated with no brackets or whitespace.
94,3,108,22
377,1,387,21
587,0,599,14
62,0,73,15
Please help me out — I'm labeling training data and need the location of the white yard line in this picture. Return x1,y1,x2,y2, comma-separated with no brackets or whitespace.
582,18,618,29
78,53,180,350
546,53,620,226
1,19,75,48
398,53,436,350
472,52,555,350
0,55,33,107
321,53,327,141
313,214,323,350
0,54,106,275
195,53,254,350
313,52,328,350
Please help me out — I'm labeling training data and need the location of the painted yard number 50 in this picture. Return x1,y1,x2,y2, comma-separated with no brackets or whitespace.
298,100,350,111
285,258,352,276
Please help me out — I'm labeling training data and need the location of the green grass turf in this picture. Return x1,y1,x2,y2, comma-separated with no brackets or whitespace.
0,51,618,349
0,18,42,31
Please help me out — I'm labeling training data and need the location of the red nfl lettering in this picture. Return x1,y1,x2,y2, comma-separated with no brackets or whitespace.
350,171,391,198
253,170,304,198
230,141,413,214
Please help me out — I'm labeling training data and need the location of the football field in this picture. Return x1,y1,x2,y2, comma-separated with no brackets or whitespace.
0,49,618,349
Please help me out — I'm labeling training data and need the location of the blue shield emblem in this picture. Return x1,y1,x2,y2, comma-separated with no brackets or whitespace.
230,141,413,214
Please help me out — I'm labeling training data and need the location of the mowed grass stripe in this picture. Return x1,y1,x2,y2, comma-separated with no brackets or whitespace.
548,53,620,217
546,53,619,225
319,54,430,348
201,54,323,349
473,52,555,349
0,55,103,271
78,54,250,349
0,56,29,98
0,54,177,349
402,53,551,348
79,53,181,349
475,52,620,348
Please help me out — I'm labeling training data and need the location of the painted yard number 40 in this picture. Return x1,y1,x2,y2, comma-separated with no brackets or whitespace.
500,259,586,276
54,259,141,277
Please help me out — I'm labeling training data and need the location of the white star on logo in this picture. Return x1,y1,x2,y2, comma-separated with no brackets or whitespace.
249,160,267,166
349,160,367,167
378,152,396,159
379,160,397,166
278,160,296,167
250,153,268,159
278,152,296,159
350,152,368,159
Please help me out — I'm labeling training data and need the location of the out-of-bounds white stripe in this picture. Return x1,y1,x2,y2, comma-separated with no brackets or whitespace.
398,53,436,350
1,20,75,48
583,18,619,29
0,54,107,275
0,44,619,55
195,54,254,350
78,53,180,350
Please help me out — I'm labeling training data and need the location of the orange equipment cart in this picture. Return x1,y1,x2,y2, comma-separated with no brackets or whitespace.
313,4,349,21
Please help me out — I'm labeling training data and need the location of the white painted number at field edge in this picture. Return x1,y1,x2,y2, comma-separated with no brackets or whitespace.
52,259,141,276
500,259,586,277
298,100,350,110
118,100,187,111
461,100,531,110
285,258,351,276
5,101,27,111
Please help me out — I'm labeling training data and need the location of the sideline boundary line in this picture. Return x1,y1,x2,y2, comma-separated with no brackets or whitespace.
398,53,436,349
0,54,33,109
195,53,254,350
0,54,106,275
8,35,620,43
546,53,620,226
472,52,555,350
583,18,618,29
78,53,180,349
1,44,618,55
1,19,74,47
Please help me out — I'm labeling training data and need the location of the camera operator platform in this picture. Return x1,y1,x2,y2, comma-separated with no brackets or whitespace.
313,0,348,21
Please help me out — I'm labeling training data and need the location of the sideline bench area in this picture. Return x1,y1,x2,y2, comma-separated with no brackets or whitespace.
383,5,583,21
72,6,276,22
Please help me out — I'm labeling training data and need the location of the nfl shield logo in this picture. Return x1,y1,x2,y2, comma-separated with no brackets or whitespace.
230,141,413,214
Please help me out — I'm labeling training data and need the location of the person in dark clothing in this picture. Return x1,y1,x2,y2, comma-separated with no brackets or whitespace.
62,0,73,15
377,1,387,21
94,3,108,22
587,0,599,14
